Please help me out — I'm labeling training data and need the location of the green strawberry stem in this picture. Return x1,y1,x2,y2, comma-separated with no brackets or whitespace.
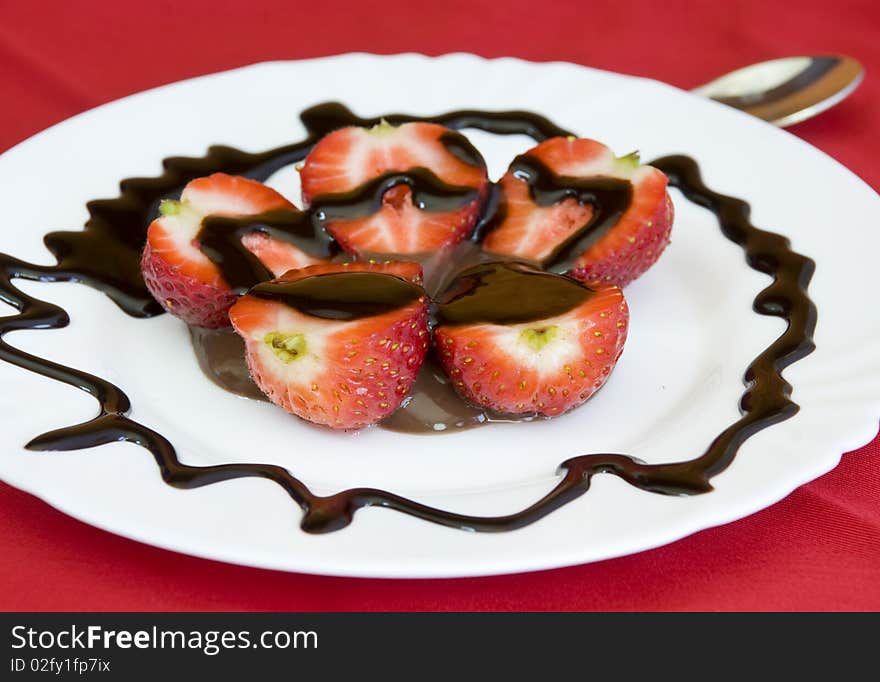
616,150,641,168
158,199,183,216
368,118,397,135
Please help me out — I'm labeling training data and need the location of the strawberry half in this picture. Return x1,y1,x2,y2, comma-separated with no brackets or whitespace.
434,262,628,417
141,173,326,328
481,138,674,287
228,261,430,430
300,120,489,256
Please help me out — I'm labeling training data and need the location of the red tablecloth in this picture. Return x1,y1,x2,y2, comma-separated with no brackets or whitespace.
1,0,877,611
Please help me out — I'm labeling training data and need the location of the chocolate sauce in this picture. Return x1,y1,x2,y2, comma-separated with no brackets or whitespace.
438,130,487,169
189,326,267,401
0,103,816,535
250,271,424,321
316,168,480,218
381,355,537,433
189,327,528,434
198,208,335,292
196,167,479,292
436,261,594,326
190,327,537,434
503,155,634,272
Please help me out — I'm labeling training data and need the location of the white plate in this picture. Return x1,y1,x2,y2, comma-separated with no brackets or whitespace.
1,54,878,578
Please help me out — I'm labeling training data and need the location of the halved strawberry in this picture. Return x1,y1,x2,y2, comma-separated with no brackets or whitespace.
229,261,430,430
141,173,325,328
434,262,628,417
481,138,674,287
300,121,489,256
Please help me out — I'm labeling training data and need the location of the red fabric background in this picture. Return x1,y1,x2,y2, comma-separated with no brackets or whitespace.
0,0,877,611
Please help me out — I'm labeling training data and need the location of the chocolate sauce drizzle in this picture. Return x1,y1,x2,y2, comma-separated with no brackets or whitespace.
436,261,596,326
0,102,816,534
198,208,334,292
197,166,481,292
251,271,425,321
505,155,633,272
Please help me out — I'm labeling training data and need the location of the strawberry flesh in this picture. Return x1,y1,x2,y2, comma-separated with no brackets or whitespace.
300,121,489,256
141,173,326,328
229,261,430,430
435,262,628,417
481,138,673,287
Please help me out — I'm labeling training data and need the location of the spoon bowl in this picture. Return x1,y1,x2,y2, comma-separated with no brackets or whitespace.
692,55,864,127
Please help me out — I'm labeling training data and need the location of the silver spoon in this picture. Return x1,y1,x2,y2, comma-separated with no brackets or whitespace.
692,55,864,127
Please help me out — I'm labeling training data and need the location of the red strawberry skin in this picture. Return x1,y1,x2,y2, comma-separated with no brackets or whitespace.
300,121,489,256
482,137,673,287
229,262,430,430
570,190,673,287
435,284,628,417
140,244,238,329
141,173,322,328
